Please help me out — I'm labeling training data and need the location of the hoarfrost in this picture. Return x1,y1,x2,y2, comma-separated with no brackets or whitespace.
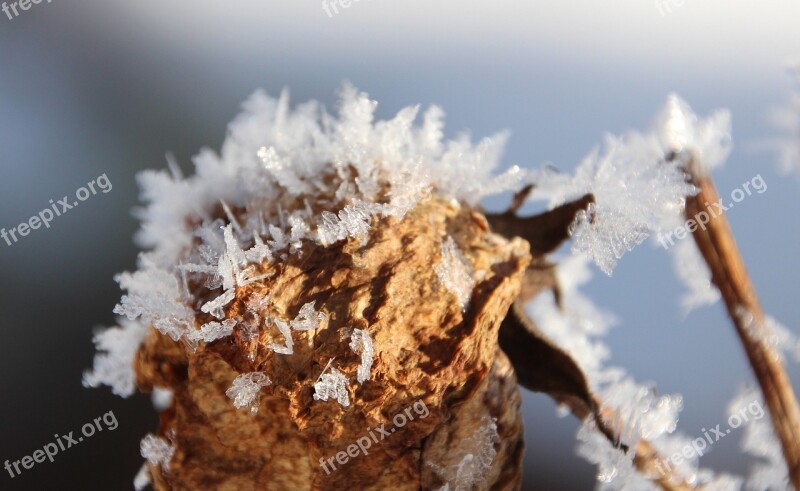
349,329,374,383
133,464,150,491
140,434,175,470
727,387,789,490
313,364,350,407
532,256,733,488
434,236,475,311
534,94,730,276
290,301,329,331
82,319,149,397
267,319,294,355
226,372,272,414
430,416,499,491
186,318,237,344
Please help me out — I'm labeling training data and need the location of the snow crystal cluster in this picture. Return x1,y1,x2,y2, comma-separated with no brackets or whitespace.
135,433,176,491
226,372,272,414
429,416,499,491
82,319,148,397
530,256,738,489
140,433,175,470
533,95,730,279
313,360,351,407
85,85,525,404
728,387,789,490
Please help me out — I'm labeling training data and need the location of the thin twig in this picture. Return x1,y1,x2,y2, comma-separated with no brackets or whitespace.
682,154,800,489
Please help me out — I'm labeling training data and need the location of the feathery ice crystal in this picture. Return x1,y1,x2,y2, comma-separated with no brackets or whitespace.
534,94,730,278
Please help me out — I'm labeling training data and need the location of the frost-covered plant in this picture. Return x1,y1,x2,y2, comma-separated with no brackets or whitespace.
84,84,800,490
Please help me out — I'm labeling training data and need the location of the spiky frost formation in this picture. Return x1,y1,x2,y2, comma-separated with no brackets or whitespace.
85,84,526,396
226,372,272,413
531,256,739,489
534,94,730,278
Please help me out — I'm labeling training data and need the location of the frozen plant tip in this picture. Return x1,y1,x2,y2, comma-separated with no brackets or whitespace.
84,84,800,490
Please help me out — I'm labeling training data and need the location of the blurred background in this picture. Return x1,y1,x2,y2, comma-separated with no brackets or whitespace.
1,1,799,489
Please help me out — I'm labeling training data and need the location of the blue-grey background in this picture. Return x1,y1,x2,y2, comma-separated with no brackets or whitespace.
1,1,798,489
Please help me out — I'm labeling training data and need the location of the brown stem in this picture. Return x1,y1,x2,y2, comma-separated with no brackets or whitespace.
683,155,800,489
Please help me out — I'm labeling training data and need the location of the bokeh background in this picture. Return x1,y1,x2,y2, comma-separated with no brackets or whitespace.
1,1,799,489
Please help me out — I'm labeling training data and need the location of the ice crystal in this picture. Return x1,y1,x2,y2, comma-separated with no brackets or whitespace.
200,288,236,319
113,254,195,341
82,319,149,397
290,301,328,331
430,416,499,491
349,328,374,383
534,95,731,276
267,319,293,355
657,94,732,171
671,238,720,313
434,236,475,311
140,434,175,470
226,372,272,413
151,386,174,412
313,364,350,407
532,256,732,488
133,464,150,491
185,318,236,344
729,387,789,490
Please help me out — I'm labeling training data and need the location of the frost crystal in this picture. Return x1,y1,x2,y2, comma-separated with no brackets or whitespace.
671,239,720,313
657,94,732,170
151,386,174,411
140,434,175,470
349,329,374,383
290,301,328,331
531,256,733,488
82,319,149,397
535,94,731,275
200,288,236,319
434,236,475,311
430,416,499,491
133,463,150,491
113,254,195,341
267,319,293,355
130,84,521,267
186,318,236,344
728,387,789,490
313,364,350,407
226,372,272,413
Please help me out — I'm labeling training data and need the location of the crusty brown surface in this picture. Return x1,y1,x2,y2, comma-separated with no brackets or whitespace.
136,196,530,490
